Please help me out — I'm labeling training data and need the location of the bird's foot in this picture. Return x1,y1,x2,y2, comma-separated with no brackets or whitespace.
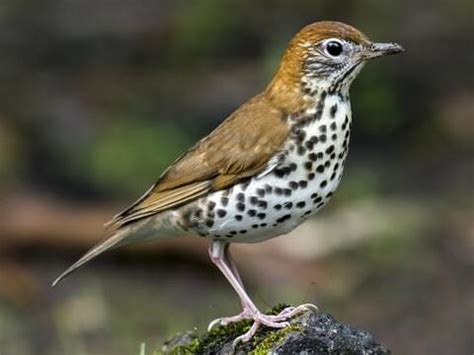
207,309,253,331
232,303,318,348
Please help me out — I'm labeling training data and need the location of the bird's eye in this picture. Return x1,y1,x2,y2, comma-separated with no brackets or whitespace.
325,40,343,57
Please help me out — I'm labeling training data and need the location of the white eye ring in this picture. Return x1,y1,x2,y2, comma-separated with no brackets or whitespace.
322,38,345,57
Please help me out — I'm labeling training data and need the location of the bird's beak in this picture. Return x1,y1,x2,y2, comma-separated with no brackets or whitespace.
360,42,405,60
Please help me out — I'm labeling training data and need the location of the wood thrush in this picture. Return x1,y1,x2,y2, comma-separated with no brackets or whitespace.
53,21,404,346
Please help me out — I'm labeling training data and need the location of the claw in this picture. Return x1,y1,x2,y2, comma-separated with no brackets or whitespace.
229,304,318,349
208,309,253,331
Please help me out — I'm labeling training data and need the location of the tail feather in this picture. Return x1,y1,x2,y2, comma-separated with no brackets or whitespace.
52,227,131,287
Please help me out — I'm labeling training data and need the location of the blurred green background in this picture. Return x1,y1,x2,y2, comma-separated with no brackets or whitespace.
0,1,473,354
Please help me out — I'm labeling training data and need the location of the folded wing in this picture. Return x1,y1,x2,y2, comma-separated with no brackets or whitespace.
107,93,290,229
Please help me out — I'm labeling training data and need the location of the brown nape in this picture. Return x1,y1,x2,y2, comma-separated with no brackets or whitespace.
265,21,371,114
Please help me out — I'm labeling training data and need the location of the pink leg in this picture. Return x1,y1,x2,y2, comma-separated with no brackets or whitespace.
225,244,244,287
208,241,318,348
207,244,251,330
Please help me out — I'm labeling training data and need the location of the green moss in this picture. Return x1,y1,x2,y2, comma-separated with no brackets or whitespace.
159,305,302,354
251,324,300,354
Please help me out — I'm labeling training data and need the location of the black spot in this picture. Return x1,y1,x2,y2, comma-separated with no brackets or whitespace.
305,140,314,150
250,196,259,205
281,166,292,175
239,230,247,234
274,204,282,210
296,201,306,208
260,223,267,227
317,202,325,209
207,201,216,210
317,152,324,159
326,145,335,154
316,165,325,173
247,209,257,217
326,192,333,198
295,129,306,142
330,122,337,131
235,215,243,221
310,136,319,144
304,210,312,216
314,196,322,203
320,180,328,188
256,188,265,197
276,214,292,223
330,104,338,118
205,220,214,227
331,133,337,141
236,202,245,212
308,173,315,180
274,169,285,178
230,231,237,235
217,209,227,218
309,153,318,161
225,234,233,238
342,116,349,129
297,145,306,156
257,213,266,220
334,163,339,170
319,134,327,143
289,181,298,190
214,234,221,238
257,200,268,209
221,196,229,206
304,161,313,170
275,187,283,195
330,153,336,160
311,193,319,199
241,180,250,191
325,161,331,168
289,163,297,172
330,172,336,180
283,188,292,196
236,193,245,202
299,180,308,188
252,224,259,229
265,184,273,193
319,125,327,133
284,202,293,209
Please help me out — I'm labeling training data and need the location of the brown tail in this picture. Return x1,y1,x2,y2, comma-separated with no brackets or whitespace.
52,227,131,287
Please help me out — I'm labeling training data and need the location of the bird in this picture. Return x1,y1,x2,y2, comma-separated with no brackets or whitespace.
53,21,404,347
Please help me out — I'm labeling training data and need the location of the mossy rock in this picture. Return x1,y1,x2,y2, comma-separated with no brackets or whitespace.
157,305,390,354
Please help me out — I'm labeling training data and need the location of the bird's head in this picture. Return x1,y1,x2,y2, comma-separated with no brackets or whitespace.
266,21,404,111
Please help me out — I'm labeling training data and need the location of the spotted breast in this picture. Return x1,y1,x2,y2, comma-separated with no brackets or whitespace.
178,91,351,243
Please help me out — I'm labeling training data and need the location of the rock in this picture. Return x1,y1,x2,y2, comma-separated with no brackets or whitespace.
159,305,390,354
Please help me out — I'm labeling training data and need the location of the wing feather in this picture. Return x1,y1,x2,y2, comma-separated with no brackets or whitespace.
107,93,290,229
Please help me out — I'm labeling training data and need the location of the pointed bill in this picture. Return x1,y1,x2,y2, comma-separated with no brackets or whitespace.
360,42,405,60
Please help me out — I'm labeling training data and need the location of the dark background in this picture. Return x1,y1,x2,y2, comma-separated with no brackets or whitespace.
0,1,473,354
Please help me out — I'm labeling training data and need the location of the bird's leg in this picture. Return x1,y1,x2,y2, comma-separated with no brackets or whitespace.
207,242,255,330
207,244,254,329
207,240,317,347
224,244,244,287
